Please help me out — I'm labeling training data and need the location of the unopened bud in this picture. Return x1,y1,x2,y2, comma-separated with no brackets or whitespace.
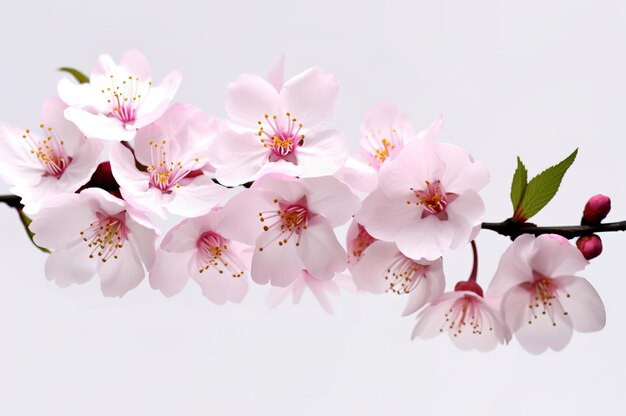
582,194,611,225
576,235,603,260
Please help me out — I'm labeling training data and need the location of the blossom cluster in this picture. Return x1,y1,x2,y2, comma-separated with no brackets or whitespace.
0,50,607,353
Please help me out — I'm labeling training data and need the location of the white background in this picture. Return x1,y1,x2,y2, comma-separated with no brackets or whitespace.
1,0,625,414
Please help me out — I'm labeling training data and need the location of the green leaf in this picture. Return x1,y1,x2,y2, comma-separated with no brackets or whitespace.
58,67,90,84
514,148,578,221
510,156,528,212
17,209,50,253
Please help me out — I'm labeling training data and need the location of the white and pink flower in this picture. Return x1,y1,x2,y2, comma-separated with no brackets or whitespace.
210,67,348,186
488,234,606,354
58,49,181,141
29,188,158,297
109,103,226,218
219,174,360,286
339,102,443,193
0,97,103,215
149,211,250,304
350,240,445,316
412,290,511,351
346,220,377,265
356,135,489,261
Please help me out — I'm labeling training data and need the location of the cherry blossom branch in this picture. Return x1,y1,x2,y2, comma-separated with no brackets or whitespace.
0,194,22,208
481,219,626,240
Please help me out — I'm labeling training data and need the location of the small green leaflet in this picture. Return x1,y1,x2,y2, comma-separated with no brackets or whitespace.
58,67,90,84
17,209,50,253
511,148,578,222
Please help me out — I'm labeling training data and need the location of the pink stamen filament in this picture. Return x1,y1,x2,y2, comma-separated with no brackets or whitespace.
409,180,448,214
384,254,426,294
147,139,201,192
79,215,126,262
196,232,244,278
257,112,305,158
22,125,70,178
258,200,309,251
524,275,570,326
363,127,403,168
101,74,152,124
440,296,494,336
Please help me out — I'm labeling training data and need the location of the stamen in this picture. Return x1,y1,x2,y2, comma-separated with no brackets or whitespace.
257,112,305,162
22,124,70,178
146,139,202,192
257,200,309,250
101,74,152,124
196,232,245,278
409,180,448,214
79,214,127,262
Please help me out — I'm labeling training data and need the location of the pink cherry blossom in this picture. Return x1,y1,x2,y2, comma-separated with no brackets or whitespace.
338,102,443,193
219,173,360,286
488,234,606,354
29,188,158,297
109,103,227,218
412,291,511,351
149,210,250,304
346,220,376,265
356,135,489,261
0,97,103,215
58,49,181,141
210,67,348,186
350,240,445,316
266,270,356,315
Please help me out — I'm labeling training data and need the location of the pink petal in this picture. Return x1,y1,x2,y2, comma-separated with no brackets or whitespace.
294,129,348,177
211,129,269,186
378,138,444,197
109,142,149,193
502,285,573,354
305,275,338,315
436,143,490,194
356,189,420,241
530,235,589,278
133,70,182,129
0,123,45,187
167,175,227,218
120,49,152,79
30,193,97,250
396,215,455,261
57,78,102,110
44,239,98,288
98,244,145,297
149,249,192,297
280,67,338,131
412,297,455,339
251,229,303,286
125,216,158,270
219,189,275,245
555,276,606,332
225,74,280,129
488,234,536,298
190,266,249,305
266,55,285,91
160,216,216,253
349,240,398,294
302,176,361,227
444,190,485,249
297,216,347,280
336,157,378,193
361,101,415,139
64,107,135,141
251,173,308,203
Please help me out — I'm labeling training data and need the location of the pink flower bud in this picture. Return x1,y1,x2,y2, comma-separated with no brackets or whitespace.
582,194,611,225
576,235,603,260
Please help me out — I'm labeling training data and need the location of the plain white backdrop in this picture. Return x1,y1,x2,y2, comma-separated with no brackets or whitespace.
1,0,625,414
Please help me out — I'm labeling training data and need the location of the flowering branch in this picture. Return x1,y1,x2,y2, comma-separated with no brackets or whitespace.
0,194,22,208
481,219,626,239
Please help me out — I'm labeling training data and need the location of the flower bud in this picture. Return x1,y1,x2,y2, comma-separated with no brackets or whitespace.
576,235,603,260
582,194,611,225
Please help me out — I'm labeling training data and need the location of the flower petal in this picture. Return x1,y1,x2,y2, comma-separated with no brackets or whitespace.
167,175,227,218
149,249,192,297
356,189,420,242
251,229,303,286
211,129,269,187
302,176,360,227
280,67,338,131
64,107,135,141
295,129,348,177
219,189,275,245
396,215,455,261
98,244,145,297
555,276,606,332
45,238,98,288
225,74,280,129
298,216,347,280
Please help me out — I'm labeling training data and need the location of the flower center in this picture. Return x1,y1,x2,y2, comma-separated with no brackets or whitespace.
350,224,375,262
196,232,245,278
408,180,449,215
385,254,426,294
257,199,309,251
523,274,571,326
101,74,152,124
146,139,201,192
79,213,127,262
363,128,402,170
257,113,305,162
22,124,70,178
440,295,494,336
